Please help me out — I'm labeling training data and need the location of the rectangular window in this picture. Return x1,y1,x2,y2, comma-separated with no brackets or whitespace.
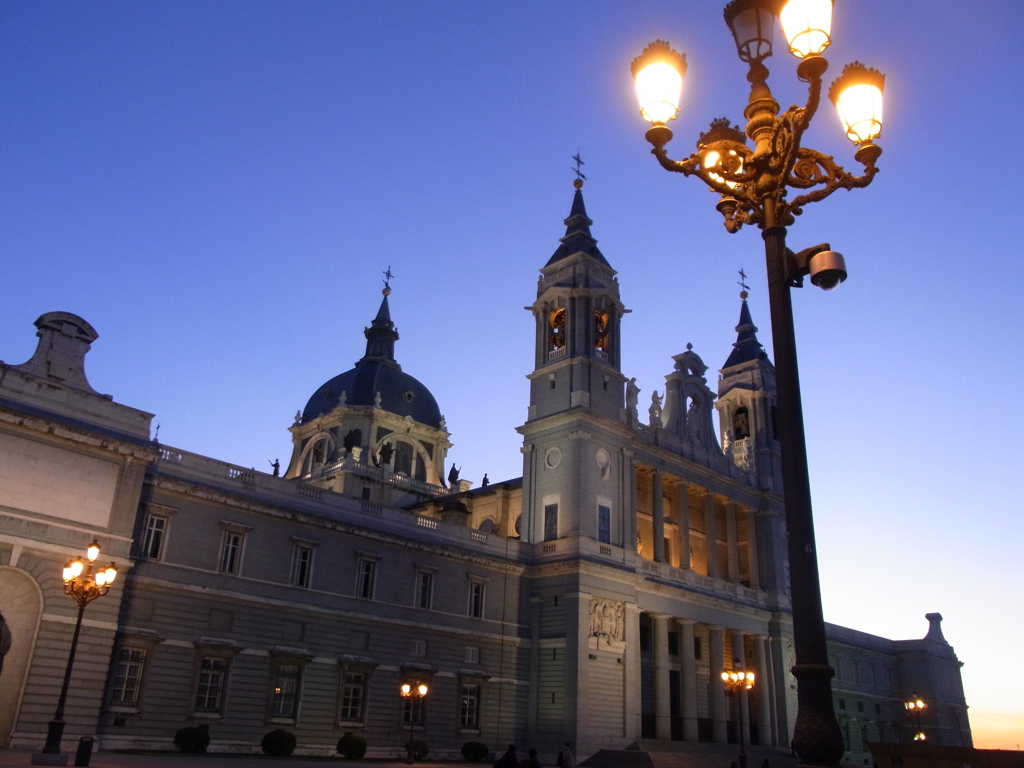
142,515,167,559
468,581,485,618
694,637,702,660
357,559,376,599
667,631,680,657
340,670,367,722
416,571,433,610
291,546,314,588
544,503,558,541
219,532,244,574
411,639,426,657
195,656,228,713
460,684,480,729
271,663,300,718
110,647,147,707
598,504,611,544
465,647,480,664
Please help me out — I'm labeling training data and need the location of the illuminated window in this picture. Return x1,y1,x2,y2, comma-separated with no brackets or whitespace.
460,683,480,729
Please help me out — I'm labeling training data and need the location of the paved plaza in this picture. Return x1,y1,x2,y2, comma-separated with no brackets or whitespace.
0,751,452,768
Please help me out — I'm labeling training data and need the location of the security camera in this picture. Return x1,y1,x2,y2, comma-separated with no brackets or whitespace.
807,250,847,291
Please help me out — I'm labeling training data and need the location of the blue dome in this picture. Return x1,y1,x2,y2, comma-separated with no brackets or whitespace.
301,360,442,428
300,289,443,429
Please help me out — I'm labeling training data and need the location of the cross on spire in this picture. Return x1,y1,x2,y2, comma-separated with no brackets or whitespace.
737,266,750,294
383,265,395,290
571,152,587,181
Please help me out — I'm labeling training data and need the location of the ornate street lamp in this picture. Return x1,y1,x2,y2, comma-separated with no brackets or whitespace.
904,693,927,742
722,668,756,768
40,541,117,757
400,681,429,764
629,2,885,765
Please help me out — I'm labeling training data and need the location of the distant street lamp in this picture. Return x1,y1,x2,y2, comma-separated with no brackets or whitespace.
40,541,117,756
904,693,927,742
400,681,429,764
630,2,885,765
722,668,756,768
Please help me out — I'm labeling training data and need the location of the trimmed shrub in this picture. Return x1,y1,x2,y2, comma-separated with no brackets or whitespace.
261,728,297,757
337,732,368,760
405,738,429,761
174,725,210,754
461,741,489,762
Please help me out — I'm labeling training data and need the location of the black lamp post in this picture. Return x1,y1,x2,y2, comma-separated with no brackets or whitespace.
722,667,756,768
400,681,429,764
39,541,117,758
629,1,885,765
904,693,927,742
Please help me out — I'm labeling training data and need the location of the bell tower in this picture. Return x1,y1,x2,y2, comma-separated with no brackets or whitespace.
518,181,632,547
715,290,782,491
525,180,628,424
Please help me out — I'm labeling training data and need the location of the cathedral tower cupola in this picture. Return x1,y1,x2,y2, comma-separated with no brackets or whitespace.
715,287,781,490
285,277,451,503
526,178,629,423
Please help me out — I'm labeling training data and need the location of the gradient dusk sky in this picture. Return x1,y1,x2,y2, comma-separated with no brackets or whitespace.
1,0,1022,749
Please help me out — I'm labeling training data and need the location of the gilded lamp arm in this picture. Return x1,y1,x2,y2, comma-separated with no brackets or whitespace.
785,146,879,216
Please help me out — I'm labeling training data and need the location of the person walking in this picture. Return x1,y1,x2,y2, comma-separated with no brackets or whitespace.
557,742,575,768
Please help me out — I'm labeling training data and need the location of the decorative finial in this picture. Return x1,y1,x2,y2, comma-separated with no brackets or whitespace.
737,266,750,300
383,265,395,296
686,342,693,351
571,152,586,188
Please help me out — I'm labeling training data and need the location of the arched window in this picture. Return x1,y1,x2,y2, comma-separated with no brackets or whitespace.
594,310,609,352
394,441,414,476
733,406,750,439
549,308,566,350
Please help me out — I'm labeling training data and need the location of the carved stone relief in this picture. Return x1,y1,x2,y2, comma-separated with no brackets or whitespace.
589,598,625,643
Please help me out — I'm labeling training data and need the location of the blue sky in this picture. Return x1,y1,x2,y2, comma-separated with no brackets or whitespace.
2,0,1022,748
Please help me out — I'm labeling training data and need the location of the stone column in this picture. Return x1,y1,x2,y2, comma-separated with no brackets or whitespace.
652,470,666,562
754,635,774,747
679,619,699,741
623,449,637,554
528,596,543,738
746,506,760,590
709,626,727,743
726,501,740,583
624,603,643,740
704,491,718,578
565,592,592,749
732,630,750,746
678,483,691,569
652,614,671,740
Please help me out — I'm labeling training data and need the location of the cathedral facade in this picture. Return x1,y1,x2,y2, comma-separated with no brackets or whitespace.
0,185,971,763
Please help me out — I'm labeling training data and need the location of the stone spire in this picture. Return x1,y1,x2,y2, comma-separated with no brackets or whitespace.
360,285,400,367
546,180,611,268
723,291,771,369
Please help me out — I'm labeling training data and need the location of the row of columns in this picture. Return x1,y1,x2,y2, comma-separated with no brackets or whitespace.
650,616,774,748
649,469,759,588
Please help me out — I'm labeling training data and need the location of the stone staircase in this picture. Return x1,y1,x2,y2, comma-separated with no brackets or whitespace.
579,739,799,768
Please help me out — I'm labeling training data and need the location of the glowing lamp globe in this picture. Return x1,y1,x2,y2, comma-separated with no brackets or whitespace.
779,0,833,58
87,541,100,562
829,62,885,145
631,40,688,125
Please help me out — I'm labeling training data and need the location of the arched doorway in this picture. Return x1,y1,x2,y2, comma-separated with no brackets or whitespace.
0,566,44,746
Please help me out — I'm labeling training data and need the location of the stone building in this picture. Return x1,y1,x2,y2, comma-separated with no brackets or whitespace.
0,185,970,763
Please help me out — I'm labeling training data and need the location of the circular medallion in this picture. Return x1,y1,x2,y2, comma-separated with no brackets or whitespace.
544,446,562,469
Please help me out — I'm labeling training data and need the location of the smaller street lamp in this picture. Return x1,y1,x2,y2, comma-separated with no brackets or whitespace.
904,693,927,742
722,667,756,768
39,540,117,758
400,681,429,764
